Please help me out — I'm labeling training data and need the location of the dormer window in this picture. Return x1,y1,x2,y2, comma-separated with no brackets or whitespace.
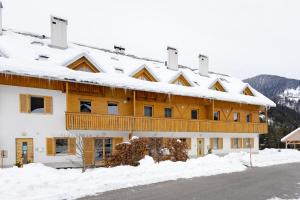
242,86,255,96
170,73,192,86
64,54,103,73
131,66,158,82
210,80,226,92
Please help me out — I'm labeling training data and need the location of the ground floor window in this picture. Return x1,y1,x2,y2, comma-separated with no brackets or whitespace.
210,138,223,150
94,138,112,161
231,138,242,149
243,138,254,148
46,137,76,156
55,138,68,154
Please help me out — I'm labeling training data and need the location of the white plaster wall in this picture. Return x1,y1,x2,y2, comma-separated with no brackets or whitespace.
0,85,77,167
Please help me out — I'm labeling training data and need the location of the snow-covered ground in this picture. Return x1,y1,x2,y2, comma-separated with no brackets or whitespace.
0,149,300,200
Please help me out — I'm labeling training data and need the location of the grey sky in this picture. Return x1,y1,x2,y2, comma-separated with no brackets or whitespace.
2,0,300,80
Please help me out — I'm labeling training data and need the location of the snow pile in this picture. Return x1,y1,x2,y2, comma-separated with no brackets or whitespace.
0,149,300,200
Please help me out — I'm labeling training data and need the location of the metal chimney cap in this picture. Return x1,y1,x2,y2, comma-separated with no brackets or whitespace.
198,54,208,58
51,16,68,24
167,46,177,51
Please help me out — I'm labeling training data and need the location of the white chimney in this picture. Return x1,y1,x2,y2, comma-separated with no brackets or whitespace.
0,2,3,35
167,46,178,70
198,54,209,76
50,16,68,49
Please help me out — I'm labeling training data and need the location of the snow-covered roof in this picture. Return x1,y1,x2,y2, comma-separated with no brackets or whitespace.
281,128,300,142
0,30,276,107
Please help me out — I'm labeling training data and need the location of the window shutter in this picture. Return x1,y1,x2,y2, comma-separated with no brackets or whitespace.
44,96,53,114
238,138,243,148
210,138,214,149
68,138,76,155
218,138,223,149
113,137,123,154
231,138,234,149
19,94,29,113
83,137,94,166
186,138,192,149
46,138,55,156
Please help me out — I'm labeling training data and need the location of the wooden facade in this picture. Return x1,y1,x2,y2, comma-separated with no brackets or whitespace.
0,72,268,134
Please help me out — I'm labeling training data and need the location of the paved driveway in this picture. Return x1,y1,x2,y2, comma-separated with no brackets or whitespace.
78,163,300,200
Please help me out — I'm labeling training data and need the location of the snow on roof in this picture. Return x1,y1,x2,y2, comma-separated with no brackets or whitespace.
0,30,276,107
281,128,300,142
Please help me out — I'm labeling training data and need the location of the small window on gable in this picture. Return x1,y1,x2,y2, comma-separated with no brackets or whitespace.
132,67,158,82
210,80,226,92
67,56,100,73
243,86,255,96
30,96,45,113
171,74,191,86
80,101,91,113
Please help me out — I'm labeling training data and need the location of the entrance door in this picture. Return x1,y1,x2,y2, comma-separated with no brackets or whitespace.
16,138,33,165
197,138,205,157
94,138,112,165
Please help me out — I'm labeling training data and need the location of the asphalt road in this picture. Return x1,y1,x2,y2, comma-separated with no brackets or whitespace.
78,163,300,200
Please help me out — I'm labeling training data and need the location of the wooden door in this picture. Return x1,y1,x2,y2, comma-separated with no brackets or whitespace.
197,138,205,157
16,138,34,165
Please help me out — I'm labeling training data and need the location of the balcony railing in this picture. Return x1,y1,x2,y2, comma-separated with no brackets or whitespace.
65,112,268,133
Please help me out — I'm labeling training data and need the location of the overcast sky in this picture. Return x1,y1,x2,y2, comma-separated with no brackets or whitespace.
2,0,300,80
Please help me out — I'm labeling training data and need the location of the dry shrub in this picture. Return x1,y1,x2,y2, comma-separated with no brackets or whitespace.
105,137,148,167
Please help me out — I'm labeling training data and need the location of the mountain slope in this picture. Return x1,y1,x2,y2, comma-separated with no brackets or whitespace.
244,74,300,148
244,74,300,112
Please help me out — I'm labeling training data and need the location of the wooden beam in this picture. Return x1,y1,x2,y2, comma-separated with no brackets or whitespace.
133,90,136,117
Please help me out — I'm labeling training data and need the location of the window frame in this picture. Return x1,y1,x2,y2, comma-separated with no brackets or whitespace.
94,137,113,161
164,107,172,118
246,113,252,123
144,105,153,117
191,109,199,120
107,102,119,115
214,111,220,121
231,138,242,149
54,138,69,155
79,100,92,113
30,95,45,113
233,112,240,122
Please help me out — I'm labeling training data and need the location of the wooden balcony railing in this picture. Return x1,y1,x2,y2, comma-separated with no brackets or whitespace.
65,112,268,133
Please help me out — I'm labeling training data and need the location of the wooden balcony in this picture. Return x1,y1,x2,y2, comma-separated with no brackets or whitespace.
65,112,268,134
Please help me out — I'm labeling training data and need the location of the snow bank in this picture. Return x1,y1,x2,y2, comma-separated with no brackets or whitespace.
0,149,299,200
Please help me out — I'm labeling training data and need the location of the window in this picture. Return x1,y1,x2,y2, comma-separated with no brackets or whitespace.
214,111,220,121
80,101,91,113
94,138,112,161
107,102,118,115
164,108,172,118
191,109,198,119
174,80,184,86
20,94,52,114
233,112,240,122
246,113,252,123
30,96,44,113
243,138,254,148
144,106,153,117
210,138,223,150
55,138,68,154
231,138,242,149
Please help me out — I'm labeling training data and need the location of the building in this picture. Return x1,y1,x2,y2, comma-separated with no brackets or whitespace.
281,128,300,149
0,8,275,167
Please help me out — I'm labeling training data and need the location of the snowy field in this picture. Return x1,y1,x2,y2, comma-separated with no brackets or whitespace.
0,149,300,200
